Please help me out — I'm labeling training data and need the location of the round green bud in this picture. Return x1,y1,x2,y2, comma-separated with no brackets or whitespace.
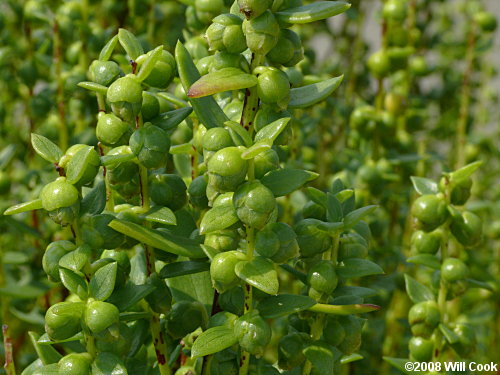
166,301,208,338
338,242,368,260
207,147,248,192
256,67,290,105
43,241,77,282
207,14,247,54
474,11,497,32
234,310,271,356
382,0,407,21
85,300,120,335
45,302,84,341
211,52,250,72
196,0,224,12
411,230,441,254
210,250,247,292
277,333,307,370
408,336,434,362
107,75,143,121
141,92,160,121
205,229,240,252
254,148,279,179
59,144,100,187
295,218,333,258
129,124,170,169
255,222,299,263
442,177,472,206
450,211,482,246
411,194,448,232
267,29,303,67
202,127,234,153
409,56,428,76
452,323,475,356
441,258,469,282
40,177,79,212
238,0,272,19
189,175,209,209
323,317,346,347
233,180,277,229
150,174,187,210
89,60,121,86
307,260,338,299
408,301,440,338
96,113,131,146
59,353,92,375
367,50,391,78
242,10,280,55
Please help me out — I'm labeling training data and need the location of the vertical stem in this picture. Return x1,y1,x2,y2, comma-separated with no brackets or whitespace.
3,325,16,375
240,54,265,133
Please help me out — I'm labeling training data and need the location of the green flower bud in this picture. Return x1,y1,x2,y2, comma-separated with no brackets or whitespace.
145,273,172,314
195,0,224,18
337,315,363,354
256,67,290,105
474,11,497,32
89,60,121,86
338,242,368,260
185,36,210,61
277,332,308,369
207,147,248,192
202,127,235,161
45,302,84,341
233,180,277,229
206,14,246,53
141,92,160,121
449,211,482,246
150,174,187,210
210,250,246,292
382,0,407,21
452,323,475,357
196,55,215,75
96,113,131,146
267,29,303,67
255,222,298,262
254,149,279,179
166,301,208,338
205,229,241,252
238,0,272,19
440,176,472,206
411,229,442,254
43,240,77,282
307,260,338,296
234,310,271,356
129,123,170,169
242,10,280,55
408,336,434,362
408,301,440,338
40,177,79,212
106,146,139,185
295,219,333,258
84,300,120,334
59,353,92,375
411,194,448,232
441,258,469,282
189,175,209,209
137,50,176,89
323,317,346,347
107,75,143,121
367,50,391,78
211,51,250,73
81,214,125,249
59,144,101,187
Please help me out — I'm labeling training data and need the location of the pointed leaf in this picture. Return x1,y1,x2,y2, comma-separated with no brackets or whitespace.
326,192,342,222
200,205,239,235
107,282,156,312
100,149,135,167
80,181,106,216
276,1,350,23
188,68,258,98
77,81,108,95
224,120,252,147
340,353,364,364
169,143,194,155
167,272,214,314
466,278,494,291
337,259,384,278
235,257,279,295
118,28,144,60
142,206,177,225
159,261,210,279
90,262,117,301
59,267,88,299
151,106,193,131
306,187,327,208
31,133,63,163
99,35,119,61
439,323,459,344
92,352,127,375
410,176,438,195
66,145,97,184
289,76,343,108
28,332,62,365
407,254,440,270
308,303,380,315
137,45,164,82
450,160,483,181
191,326,238,358
4,199,43,215
241,140,272,159
343,205,377,229
254,117,291,143
404,274,434,304
258,294,316,319
261,168,318,197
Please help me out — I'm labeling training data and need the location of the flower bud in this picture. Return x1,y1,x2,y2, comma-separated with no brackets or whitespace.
84,300,120,335
255,222,298,262
307,260,338,297
441,258,469,283
59,353,92,375
267,29,303,67
45,302,84,341
150,174,187,210
210,250,247,292
238,0,273,19
205,229,241,252
411,230,441,254
411,194,448,232
40,177,79,212
89,60,121,86
367,50,391,78
242,10,280,55
96,113,131,146
58,145,100,187
449,211,482,247
277,332,308,369
408,301,440,338
207,147,248,192
233,180,277,229
129,123,170,169
206,14,246,54
295,219,333,257
256,67,290,105
202,127,235,161
234,310,271,356
107,75,143,121
141,92,160,121
137,50,176,89
408,336,433,362
254,149,280,179
189,175,209,209
43,240,77,282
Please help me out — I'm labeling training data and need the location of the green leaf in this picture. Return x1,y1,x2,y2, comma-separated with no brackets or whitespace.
137,45,163,82
90,262,117,301
404,274,434,304
200,205,239,235
335,189,354,203
100,150,136,167
449,160,483,181
439,323,459,344
343,205,377,229
37,332,83,345
175,41,229,129
288,76,343,108
336,259,384,278
118,28,144,59
0,283,49,299
167,272,214,314
258,294,316,319
306,187,327,208
333,286,377,298
169,143,194,155
109,219,205,258
59,268,88,299
59,246,90,272
276,1,350,23
235,257,279,295
142,206,177,225
156,92,189,108
31,133,63,163
224,120,253,147
0,144,17,169
279,264,307,284
191,326,238,359
261,168,318,197
159,261,210,279
107,282,156,311
407,254,440,270
3,199,43,215
3,251,30,264
77,81,108,95
28,332,62,365
20,359,43,375
308,303,380,315
151,107,193,131
99,34,118,61
340,353,364,364
383,357,414,375
254,117,291,143
80,181,106,216
66,145,97,184
303,343,334,375
92,352,127,375
410,176,438,195
188,68,258,98
466,278,495,291
326,192,342,222
241,140,272,159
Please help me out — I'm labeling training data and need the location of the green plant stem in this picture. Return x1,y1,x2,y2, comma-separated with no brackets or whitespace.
96,93,106,112
84,330,97,358
2,325,15,375
437,229,449,323
240,53,264,134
